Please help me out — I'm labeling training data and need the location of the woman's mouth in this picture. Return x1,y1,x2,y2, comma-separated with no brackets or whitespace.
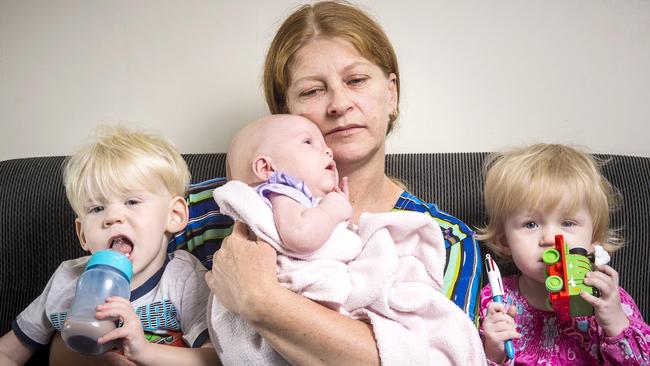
325,125,364,138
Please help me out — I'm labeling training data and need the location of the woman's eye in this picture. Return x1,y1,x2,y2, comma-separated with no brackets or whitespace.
88,206,104,214
299,88,321,98
347,76,368,86
523,221,538,229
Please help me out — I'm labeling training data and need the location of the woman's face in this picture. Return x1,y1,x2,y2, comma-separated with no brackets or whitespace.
286,36,397,168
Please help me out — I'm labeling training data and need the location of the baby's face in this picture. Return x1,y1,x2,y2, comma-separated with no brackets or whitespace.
267,116,340,197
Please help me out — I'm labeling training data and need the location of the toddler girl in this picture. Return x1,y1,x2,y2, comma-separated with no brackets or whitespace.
478,143,650,365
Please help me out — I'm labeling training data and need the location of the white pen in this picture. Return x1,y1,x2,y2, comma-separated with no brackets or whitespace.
485,254,515,360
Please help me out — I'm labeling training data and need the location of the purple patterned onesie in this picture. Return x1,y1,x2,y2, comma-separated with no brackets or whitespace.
480,275,650,365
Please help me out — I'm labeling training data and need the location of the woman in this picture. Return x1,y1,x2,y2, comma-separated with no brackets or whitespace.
48,2,481,365
205,1,482,365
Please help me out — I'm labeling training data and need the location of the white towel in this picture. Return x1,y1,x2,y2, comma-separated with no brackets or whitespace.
209,180,485,365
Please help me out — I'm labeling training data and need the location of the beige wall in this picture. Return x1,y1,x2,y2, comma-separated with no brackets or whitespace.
1,0,649,161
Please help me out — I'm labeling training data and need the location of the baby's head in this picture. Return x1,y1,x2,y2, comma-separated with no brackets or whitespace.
63,126,190,285
227,114,339,197
479,143,622,262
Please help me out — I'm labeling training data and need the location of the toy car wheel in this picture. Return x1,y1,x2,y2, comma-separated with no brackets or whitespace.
569,247,588,256
546,275,563,293
542,249,560,265
593,287,601,298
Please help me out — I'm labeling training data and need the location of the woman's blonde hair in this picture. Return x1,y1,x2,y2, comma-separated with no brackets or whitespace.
63,125,190,217
477,143,622,261
263,0,400,134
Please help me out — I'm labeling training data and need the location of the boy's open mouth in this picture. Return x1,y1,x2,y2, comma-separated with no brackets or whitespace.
109,236,133,259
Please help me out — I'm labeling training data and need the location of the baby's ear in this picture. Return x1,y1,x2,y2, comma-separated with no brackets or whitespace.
75,218,90,252
167,196,189,233
252,156,275,181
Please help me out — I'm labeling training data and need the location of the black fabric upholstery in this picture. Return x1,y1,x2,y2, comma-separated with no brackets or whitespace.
1,152,648,363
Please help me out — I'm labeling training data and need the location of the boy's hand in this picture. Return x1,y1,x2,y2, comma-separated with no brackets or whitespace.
482,301,520,364
49,332,135,366
581,265,629,336
96,296,150,363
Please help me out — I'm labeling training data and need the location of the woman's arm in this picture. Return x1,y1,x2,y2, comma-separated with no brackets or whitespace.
205,222,380,366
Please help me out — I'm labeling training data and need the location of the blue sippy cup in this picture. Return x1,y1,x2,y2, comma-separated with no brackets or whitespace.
61,249,132,355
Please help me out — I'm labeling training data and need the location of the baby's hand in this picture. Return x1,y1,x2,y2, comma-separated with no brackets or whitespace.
323,177,352,220
482,301,520,364
581,265,629,336
322,191,352,220
337,176,349,198
96,296,149,363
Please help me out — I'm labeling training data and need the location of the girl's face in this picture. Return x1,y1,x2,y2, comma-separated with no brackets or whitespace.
285,36,397,170
502,197,597,285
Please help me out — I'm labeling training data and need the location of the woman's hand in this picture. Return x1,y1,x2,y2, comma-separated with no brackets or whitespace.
205,221,279,320
206,222,380,365
581,264,629,336
482,301,520,364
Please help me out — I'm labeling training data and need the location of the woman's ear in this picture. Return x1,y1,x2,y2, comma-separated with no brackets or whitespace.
75,218,90,252
167,196,189,233
387,73,398,112
252,156,275,181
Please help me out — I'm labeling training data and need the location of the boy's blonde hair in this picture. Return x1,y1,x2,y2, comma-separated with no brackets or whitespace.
63,125,190,217
478,143,622,261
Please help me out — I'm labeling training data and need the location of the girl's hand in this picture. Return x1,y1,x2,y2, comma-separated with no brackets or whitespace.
96,296,150,363
205,221,279,321
581,264,630,336
482,301,521,364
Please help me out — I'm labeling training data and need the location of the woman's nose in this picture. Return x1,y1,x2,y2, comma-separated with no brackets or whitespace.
327,86,353,116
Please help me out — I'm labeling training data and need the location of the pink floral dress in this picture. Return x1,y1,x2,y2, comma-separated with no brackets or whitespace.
480,275,650,365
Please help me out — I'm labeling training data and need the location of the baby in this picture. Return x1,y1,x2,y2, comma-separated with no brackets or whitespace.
208,114,484,366
225,113,357,258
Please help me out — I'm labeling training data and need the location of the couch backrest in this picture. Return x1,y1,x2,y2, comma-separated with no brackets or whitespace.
1,153,648,336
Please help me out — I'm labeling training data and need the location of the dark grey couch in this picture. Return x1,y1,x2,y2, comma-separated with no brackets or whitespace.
1,153,648,363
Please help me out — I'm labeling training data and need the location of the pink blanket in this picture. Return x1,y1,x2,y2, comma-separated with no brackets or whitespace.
209,180,485,365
